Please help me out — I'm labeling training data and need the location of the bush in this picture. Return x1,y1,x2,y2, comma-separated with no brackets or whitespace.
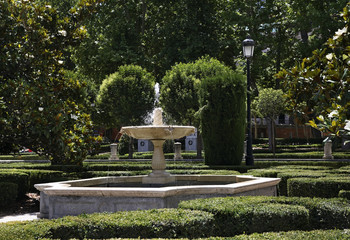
96,64,155,128
339,190,350,200
276,171,330,196
200,71,246,166
178,196,350,236
226,229,350,240
0,209,214,239
0,182,18,207
0,171,29,198
288,176,350,198
21,169,66,191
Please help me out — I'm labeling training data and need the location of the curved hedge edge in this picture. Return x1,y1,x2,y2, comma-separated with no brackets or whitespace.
223,229,350,240
0,209,214,240
339,190,350,200
178,196,350,236
288,177,350,198
0,172,29,199
0,182,18,207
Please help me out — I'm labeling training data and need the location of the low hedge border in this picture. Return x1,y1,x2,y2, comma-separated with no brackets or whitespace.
288,176,350,198
178,196,350,236
205,229,350,240
339,190,350,200
0,171,29,198
0,182,18,207
0,209,214,240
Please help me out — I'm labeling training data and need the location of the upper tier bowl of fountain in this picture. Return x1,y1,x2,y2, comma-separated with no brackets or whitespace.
121,108,195,140
121,125,195,140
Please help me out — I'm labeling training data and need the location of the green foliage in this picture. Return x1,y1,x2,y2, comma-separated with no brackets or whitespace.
256,88,286,120
0,182,18,207
160,57,234,126
227,229,350,240
178,196,350,235
0,172,29,198
199,71,246,165
277,2,350,137
256,88,286,153
288,176,350,198
96,64,155,128
339,190,350,200
0,209,214,239
0,0,101,165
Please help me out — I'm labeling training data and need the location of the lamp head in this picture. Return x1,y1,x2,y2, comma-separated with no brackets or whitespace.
243,38,255,58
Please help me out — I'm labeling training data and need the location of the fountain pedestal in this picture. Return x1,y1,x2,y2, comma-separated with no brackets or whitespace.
142,139,175,184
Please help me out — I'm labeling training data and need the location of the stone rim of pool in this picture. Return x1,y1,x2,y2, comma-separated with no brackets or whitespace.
35,175,280,219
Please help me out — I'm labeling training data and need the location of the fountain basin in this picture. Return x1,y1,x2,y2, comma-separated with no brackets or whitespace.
35,175,280,219
121,126,195,140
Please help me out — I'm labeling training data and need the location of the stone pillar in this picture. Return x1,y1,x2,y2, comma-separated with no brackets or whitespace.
174,142,183,160
323,138,334,160
109,143,119,160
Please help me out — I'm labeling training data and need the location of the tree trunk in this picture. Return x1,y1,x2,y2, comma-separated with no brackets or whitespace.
268,118,273,152
272,119,276,157
196,131,203,159
254,116,258,139
128,137,134,159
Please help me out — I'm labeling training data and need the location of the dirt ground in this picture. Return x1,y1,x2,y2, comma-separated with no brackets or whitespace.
0,193,40,217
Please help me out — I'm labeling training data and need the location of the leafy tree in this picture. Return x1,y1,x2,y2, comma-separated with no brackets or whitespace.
73,0,147,84
96,65,155,157
0,0,101,165
256,88,286,154
144,0,221,78
276,3,350,139
96,65,155,127
199,71,246,165
159,57,233,158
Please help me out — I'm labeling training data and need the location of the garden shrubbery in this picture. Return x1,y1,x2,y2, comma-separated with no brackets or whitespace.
213,229,350,240
288,176,350,198
0,171,29,198
0,209,214,239
0,196,348,239
0,182,18,207
246,164,350,197
199,71,246,166
178,196,350,236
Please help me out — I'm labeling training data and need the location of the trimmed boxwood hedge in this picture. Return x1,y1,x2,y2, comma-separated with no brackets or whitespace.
178,196,350,236
276,171,332,196
339,190,350,200
0,209,213,240
288,176,350,198
0,171,29,198
206,229,350,240
0,182,18,207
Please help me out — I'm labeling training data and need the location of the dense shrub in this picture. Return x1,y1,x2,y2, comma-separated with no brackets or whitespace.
13,169,65,191
246,168,333,195
178,196,350,236
199,72,246,165
96,64,155,128
276,171,331,196
0,171,29,198
216,229,350,240
339,190,350,200
288,177,350,198
0,182,17,207
0,209,214,239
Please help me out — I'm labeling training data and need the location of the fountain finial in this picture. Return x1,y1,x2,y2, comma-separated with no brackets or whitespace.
153,108,163,125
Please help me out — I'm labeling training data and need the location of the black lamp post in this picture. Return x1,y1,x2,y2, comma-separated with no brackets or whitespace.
243,37,255,166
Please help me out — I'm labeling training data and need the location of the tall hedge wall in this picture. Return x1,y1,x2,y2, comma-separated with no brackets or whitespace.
199,72,246,165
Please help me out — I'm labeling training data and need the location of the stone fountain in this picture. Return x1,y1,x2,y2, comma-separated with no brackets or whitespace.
121,108,195,184
35,108,280,219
